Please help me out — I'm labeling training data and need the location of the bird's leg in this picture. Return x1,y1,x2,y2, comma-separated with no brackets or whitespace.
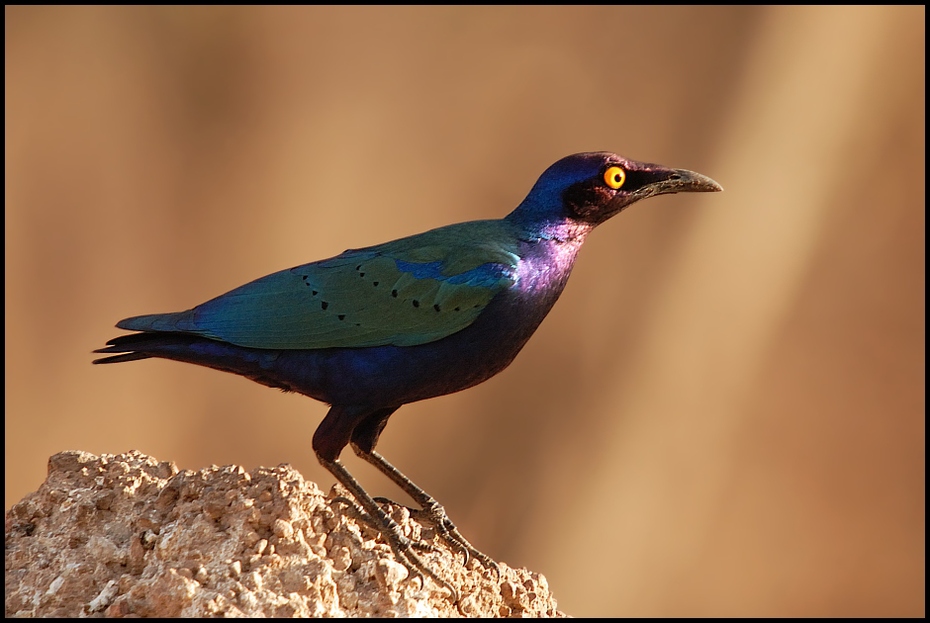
355,448,500,577
347,409,499,576
316,406,459,595
319,456,459,602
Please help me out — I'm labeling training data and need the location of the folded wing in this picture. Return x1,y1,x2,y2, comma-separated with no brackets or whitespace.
116,222,521,350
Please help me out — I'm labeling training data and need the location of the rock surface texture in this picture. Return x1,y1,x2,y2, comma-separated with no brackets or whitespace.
5,451,563,617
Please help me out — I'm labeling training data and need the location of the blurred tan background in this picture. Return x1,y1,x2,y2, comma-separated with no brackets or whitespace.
5,6,924,617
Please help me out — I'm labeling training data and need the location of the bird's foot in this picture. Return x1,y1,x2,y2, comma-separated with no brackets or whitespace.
330,494,459,604
372,497,445,556
408,499,500,578
371,494,499,578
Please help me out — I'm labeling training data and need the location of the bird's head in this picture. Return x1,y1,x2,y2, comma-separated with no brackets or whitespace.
509,152,722,233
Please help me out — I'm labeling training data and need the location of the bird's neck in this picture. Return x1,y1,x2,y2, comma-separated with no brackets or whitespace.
510,222,589,302
504,193,594,245
502,205,594,295
533,220,593,244
506,203,593,245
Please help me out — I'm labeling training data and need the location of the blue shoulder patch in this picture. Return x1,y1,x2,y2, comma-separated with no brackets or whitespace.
394,260,513,288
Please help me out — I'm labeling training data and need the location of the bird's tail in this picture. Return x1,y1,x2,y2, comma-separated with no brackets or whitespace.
92,331,298,393
93,332,207,365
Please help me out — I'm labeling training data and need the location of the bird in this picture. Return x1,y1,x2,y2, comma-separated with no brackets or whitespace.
94,151,722,599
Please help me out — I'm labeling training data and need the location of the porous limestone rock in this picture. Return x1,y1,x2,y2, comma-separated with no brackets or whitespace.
5,451,563,617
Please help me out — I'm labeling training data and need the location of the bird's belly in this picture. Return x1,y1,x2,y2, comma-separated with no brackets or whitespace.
271,281,564,408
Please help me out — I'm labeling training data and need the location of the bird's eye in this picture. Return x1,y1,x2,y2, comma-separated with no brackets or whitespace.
603,166,626,190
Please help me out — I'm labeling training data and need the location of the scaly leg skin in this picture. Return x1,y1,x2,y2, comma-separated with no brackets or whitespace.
354,446,500,578
320,458,459,603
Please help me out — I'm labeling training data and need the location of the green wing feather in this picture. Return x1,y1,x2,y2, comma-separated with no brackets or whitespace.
117,220,522,349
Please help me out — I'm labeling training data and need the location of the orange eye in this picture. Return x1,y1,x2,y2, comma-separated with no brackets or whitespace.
604,166,626,189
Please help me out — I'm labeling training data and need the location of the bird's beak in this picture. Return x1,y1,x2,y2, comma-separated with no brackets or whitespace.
636,167,723,199
599,164,723,223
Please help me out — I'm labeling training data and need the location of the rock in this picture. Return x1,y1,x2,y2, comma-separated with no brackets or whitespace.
5,450,564,617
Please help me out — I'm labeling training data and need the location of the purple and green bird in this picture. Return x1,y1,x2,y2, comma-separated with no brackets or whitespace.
94,152,722,597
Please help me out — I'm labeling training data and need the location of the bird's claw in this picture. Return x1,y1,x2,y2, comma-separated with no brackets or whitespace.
416,500,499,578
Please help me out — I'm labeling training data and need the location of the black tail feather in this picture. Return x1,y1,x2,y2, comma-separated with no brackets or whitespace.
92,332,202,364
92,352,152,364
91,330,298,393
